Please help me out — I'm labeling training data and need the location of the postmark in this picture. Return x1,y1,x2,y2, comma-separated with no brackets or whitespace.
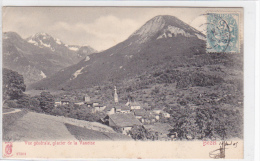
206,13,239,53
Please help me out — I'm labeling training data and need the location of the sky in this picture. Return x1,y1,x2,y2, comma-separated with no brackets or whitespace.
2,7,242,51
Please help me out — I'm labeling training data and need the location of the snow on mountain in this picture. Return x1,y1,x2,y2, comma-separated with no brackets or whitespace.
55,38,62,45
195,33,206,40
68,46,80,51
40,71,47,78
130,16,165,43
71,66,88,80
157,26,194,39
40,40,51,48
72,67,84,79
27,33,71,50
27,39,38,45
85,56,90,61
26,33,96,59
129,15,205,44
3,32,97,85
26,33,57,49
30,15,207,90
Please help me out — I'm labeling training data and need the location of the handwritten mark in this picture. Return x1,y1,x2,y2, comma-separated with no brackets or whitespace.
209,141,239,159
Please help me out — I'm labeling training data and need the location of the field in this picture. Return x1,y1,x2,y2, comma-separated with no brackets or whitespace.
3,109,127,141
3,111,76,141
66,124,132,141
3,109,29,141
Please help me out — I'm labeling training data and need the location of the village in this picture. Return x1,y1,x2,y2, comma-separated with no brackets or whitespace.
54,86,174,140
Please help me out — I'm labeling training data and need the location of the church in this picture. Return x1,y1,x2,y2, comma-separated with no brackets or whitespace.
101,86,143,135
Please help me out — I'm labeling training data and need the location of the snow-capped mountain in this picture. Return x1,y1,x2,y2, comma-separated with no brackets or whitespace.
77,46,97,57
26,33,63,50
66,45,80,51
3,32,97,85
30,15,207,90
129,15,205,43
27,33,97,58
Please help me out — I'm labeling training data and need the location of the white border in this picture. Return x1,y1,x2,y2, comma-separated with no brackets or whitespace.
254,1,259,161
0,1,258,161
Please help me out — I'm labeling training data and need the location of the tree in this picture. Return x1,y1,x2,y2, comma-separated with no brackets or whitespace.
128,125,158,140
38,92,55,113
3,68,26,103
129,125,148,140
17,94,42,112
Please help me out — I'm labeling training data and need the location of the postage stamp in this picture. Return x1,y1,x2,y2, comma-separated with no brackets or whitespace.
206,13,240,53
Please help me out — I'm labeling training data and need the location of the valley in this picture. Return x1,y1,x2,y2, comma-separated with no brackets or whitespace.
3,15,243,141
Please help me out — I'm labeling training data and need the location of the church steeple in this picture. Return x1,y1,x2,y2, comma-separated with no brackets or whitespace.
114,86,119,103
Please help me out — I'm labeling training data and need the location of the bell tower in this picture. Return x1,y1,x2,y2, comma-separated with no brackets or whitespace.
114,86,119,103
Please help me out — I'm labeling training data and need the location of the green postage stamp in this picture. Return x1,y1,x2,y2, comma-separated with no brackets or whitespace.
206,13,240,53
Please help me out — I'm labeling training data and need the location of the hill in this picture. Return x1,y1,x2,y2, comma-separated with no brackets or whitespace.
3,109,129,141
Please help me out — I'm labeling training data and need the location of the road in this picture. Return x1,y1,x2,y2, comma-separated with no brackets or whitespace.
3,108,21,115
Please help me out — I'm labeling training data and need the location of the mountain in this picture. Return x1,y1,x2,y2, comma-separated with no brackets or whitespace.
30,15,207,90
2,32,97,85
26,33,97,60
77,46,97,57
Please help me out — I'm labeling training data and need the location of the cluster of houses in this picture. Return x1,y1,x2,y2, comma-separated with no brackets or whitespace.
54,86,175,140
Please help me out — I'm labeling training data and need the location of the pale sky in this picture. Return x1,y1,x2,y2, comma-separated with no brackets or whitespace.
2,7,242,51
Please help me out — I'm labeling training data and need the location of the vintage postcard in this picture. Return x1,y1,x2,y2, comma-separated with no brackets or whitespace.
2,6,245,159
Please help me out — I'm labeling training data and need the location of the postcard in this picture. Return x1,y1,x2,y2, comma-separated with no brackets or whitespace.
2,6,246,159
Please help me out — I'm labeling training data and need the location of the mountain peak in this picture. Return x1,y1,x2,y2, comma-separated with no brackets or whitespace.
130,15,180,37
31,32,53,39
35,32,49,36
26,32,65,48
129,15,166,42
153,15,177,20
3,32,23,40
129,15,205,43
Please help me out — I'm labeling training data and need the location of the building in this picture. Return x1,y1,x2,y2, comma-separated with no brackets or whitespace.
84,94,91,102
152,108,163,114
61,99,70,105
93,103,106,113
54,100,61,107
150,111,160,120
161,111,171,118
141,115,157,124
74,102,85,106
55,98,70,107
108,113,142,135
84,100,100,107
133,109,148,121
143,123,173,140
85,102,94,108
114,86,119,103
126,101,142,110
103,105,115,115
104,104,131,115
115,105,131,114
